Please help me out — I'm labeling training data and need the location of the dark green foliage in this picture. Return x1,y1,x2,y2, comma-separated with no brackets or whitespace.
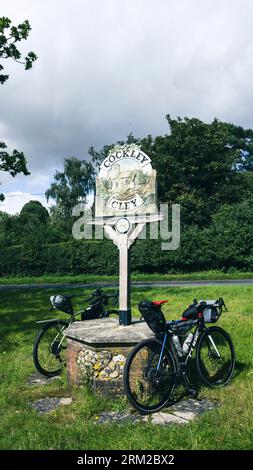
0,142,30,177
1,197,253,276
1,115,253,276
90,117,253,226
0,141,30,201
0,16,37,200
0,240,119,277
20,200,49,224
0,17,37,84
208,199,253,270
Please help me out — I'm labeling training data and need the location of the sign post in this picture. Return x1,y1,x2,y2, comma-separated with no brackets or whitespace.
93,144,160,325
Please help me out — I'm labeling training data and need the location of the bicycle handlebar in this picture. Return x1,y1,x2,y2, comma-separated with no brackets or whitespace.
82,290,119,304
195,297,228,311
106,293,119,299
65,288,118,302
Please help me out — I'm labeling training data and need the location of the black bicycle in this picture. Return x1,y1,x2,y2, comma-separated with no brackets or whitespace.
123,297,235,414
33,288,119,377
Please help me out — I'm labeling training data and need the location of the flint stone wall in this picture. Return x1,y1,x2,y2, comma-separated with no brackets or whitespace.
65,318,153,397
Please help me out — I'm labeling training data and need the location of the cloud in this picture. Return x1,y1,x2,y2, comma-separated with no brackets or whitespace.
0,191,94,215
1,0,253,213
0,192,51,215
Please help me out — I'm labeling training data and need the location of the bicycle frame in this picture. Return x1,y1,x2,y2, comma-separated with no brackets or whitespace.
156,317,207,377
36,309,83,327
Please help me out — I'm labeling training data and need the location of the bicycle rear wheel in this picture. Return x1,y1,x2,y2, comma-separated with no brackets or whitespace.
123,338,176,414
196,326,235,387
33,320,68,377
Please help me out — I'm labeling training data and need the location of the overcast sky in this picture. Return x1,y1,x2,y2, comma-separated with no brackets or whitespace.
1,0,253,214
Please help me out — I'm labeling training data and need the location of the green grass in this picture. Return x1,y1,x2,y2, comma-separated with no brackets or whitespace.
0,285,253,450
0,270,253,285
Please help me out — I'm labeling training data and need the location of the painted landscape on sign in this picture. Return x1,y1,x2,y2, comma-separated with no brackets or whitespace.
95,145,157,217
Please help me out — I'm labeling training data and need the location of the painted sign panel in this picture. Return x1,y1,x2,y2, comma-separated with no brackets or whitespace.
95,144,157,217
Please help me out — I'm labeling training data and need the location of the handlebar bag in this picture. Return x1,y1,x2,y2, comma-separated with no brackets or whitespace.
203,306,220,323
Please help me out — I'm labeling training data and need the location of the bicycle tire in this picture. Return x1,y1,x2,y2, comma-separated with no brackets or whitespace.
104,309,119,317
33,320,69,377
123,338,176,414
196,326,235,387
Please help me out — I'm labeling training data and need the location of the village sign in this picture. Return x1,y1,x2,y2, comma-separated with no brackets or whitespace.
95,144,157,218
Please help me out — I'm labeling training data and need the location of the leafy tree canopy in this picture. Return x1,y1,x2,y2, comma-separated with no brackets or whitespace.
0,16,37,84
0,16,37,200
20,200,49,225
0,141,30,201
46,157,96,222
89,116,253,225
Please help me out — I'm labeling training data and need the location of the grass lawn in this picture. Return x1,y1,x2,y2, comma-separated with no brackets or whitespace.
0,284,253,450
0,270,253,285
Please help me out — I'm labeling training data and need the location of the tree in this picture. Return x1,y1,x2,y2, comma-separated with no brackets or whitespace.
0,17,37,84
46,157,96,223
89,117,253,226
0,141,30,201
0,16,37,200
20,200,49,224
0,211,20,247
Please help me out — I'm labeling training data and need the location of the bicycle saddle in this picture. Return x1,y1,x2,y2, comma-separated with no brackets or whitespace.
152,300,168,306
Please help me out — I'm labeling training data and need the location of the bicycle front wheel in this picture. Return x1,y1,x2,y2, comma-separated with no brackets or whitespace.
196,326,235,387
33,320,68,377
123,338,176,414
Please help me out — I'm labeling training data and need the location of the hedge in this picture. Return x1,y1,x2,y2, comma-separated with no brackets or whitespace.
1,199,253,276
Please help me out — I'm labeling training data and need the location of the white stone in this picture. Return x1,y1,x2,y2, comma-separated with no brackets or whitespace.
112,354,125,363
151,412,187,425
108,361,116,372
109,370,119,379
173,411,196,421
59,397,73,406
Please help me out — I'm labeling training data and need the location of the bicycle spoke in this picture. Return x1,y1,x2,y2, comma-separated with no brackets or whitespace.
127,342,175,411
198,329,234,386
36,324,67,375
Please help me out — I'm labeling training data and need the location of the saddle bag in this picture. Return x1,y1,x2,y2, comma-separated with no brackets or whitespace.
139,300,167,335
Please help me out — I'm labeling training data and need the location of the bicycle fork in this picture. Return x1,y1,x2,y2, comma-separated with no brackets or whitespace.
207,334,221,358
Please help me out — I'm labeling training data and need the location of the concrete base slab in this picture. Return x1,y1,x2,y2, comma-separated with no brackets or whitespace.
170,398,219,415
31,397,73,414
27,372,60,386
65,317,153,345
94,398,219,425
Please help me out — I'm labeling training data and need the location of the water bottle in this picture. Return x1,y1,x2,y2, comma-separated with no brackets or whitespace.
182,333,194,355
172,335,183,357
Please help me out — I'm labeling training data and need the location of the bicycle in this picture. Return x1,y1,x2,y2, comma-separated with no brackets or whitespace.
33,288,119,377
123,297,235,414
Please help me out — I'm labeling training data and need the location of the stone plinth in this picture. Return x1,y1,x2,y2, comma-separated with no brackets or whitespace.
64,318,153,397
